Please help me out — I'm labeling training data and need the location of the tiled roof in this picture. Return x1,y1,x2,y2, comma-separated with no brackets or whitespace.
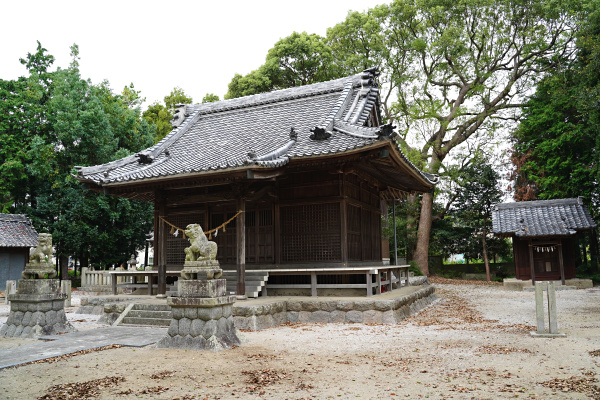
0,214,38,247
76,69,437,188
492,198,596,237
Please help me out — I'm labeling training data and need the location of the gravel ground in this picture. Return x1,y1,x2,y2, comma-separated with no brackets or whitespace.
0,280,599,399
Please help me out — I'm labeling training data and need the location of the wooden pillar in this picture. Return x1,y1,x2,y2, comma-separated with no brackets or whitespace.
155,191,167,297
340,174,348,266
274,204,281,265
557,241,566,286
380,199,389,264
392,198,398,265
236,198,246,297
529,240,536,285
340,199,348,267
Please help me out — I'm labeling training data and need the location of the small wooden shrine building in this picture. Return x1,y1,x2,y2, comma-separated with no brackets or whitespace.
492,198,596,284
0,214,38,289
76,69,437,295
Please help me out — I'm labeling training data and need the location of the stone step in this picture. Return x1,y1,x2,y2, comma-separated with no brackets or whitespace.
127,310,172,319
132,303,172,312
121,317,171,326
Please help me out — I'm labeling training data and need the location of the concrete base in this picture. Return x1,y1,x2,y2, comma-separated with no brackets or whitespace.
0,279,75,338
504,278,593,291
530,331,567,338
181,260,222,280
156,277,241,351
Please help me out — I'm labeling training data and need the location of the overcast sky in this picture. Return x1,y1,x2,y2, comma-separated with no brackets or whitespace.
1,0,386,109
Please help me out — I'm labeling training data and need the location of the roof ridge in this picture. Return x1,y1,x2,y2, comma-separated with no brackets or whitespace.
192,74,361,118
494,198,582,210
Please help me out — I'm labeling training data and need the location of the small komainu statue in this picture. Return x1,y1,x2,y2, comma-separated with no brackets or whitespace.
181,224,221,280
23,233,57,279
184,224,218,261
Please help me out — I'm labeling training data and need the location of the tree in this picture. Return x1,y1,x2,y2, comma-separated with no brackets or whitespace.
3,42,154,274
330,0,579,274
449,159,503,281
164,87,192,112
142,102,171,143
0,41,55,212
225,32,337,99
202,93,220,103
142,87,192,142
510,0,600,273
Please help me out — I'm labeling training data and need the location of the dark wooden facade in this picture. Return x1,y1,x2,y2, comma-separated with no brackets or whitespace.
156,169,383,270
512,237,577,281
77,70,438,295
492,198,596,284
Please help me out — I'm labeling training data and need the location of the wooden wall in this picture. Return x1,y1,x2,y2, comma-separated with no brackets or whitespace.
162,170,383,268
513,237,577,280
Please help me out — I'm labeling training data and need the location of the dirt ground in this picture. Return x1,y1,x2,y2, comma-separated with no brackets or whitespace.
1,279,599,400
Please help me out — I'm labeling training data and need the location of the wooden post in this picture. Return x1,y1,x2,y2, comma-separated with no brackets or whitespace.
392,198,398,265
340,199,348,266
274,204,281,265
236,198,246,297
557,242,566,286
529,240,536,285
311,271,317,297
155,191,167,297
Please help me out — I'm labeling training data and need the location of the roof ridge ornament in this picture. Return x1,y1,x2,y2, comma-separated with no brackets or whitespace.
377,123,397,140
290,127,297,141
171,104,190,128
136,150,154,164
310,126,331,141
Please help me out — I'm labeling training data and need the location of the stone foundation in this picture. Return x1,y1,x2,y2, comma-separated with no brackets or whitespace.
0,279,75,338
234,285,437,331
156,278,241,351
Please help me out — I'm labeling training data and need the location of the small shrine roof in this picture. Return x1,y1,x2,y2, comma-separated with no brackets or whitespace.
0,214,38,248
492,198,596,238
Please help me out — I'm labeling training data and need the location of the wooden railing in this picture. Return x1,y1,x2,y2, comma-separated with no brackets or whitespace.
80,267,133,289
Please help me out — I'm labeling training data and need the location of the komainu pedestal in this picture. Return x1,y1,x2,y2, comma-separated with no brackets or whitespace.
0,279,75,338
156,223,241,351
155,279,240,351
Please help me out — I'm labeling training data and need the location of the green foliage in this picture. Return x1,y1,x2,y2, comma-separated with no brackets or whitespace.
225,70,273,99
142,102,171,143
2,42,154,268
430,159,511,263
511,0,600,215
225,32,338,99
164,87,192,112
142,87,192,143
202,93,220,103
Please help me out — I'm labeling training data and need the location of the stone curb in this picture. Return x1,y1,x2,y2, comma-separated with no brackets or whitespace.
233,285,437,331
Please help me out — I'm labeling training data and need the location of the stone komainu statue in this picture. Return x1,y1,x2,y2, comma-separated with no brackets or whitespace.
184,224,218,262
23,233,57,279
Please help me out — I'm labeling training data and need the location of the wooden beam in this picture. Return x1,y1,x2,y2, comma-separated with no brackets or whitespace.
236,198,246,297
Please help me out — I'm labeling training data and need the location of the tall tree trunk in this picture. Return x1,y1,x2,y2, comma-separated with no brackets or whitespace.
414,192,434,276
482,226,491,281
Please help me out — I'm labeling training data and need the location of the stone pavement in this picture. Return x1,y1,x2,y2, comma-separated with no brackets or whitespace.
0,326,167,370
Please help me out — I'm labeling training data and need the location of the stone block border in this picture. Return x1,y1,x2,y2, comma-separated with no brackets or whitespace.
233,285,437,331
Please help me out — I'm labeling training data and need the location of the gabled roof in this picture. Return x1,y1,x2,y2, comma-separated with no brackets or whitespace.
0,214,38,248
76,69,437,196
492,198,596,238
